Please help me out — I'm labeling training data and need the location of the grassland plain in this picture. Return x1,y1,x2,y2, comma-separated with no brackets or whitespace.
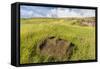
20,18,95,64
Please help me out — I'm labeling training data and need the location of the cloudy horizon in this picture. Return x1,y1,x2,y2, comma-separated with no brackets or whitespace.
20,5,95,18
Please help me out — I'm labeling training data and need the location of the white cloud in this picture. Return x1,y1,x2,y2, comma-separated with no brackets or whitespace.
20,6,95,18
83,9,95,17
57,8,68,17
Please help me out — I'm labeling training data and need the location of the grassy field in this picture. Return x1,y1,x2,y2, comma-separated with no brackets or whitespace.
20,18,95,64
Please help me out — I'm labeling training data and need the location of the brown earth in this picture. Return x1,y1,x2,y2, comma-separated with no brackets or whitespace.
80,21,95,27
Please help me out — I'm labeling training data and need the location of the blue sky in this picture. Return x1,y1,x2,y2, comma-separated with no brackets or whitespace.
20,5,95,18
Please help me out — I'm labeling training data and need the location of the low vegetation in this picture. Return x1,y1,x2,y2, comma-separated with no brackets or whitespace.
20,17,95,64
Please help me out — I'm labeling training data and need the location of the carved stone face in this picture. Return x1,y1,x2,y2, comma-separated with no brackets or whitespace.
38,36,75,61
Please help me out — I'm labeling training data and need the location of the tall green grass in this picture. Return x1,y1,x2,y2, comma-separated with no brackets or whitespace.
20,18,95,64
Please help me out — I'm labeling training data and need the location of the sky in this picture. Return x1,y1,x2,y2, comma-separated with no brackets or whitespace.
20,5,95,18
